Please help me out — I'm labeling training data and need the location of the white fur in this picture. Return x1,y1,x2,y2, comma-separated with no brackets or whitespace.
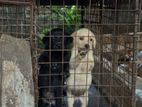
67,28,96,107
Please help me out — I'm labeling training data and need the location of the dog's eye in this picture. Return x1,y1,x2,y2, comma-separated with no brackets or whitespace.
90,38,93,41
80,37,84,40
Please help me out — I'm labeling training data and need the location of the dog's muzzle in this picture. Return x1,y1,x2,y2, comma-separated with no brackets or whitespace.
78,48,87,56
78,45,89,56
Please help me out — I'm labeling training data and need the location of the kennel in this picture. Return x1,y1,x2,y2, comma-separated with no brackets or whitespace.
0,0,142,107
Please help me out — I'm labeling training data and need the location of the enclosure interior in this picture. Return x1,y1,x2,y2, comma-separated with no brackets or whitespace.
0,0,141,107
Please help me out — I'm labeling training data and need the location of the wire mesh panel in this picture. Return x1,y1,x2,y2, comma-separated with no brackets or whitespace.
0,1,34,38
35,0,141,107
0,0,141,107
90,0,141,107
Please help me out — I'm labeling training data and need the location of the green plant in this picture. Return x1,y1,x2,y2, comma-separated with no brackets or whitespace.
52,5,81,34
40,6,81,35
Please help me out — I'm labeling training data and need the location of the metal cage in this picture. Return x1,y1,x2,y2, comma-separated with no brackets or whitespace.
0,0,142,107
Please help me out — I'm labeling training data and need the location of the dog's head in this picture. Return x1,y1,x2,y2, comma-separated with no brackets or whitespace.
71,28,96,54
42,28,73,50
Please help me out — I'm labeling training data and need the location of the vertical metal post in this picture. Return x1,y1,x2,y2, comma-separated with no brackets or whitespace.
81,5,84,28
132,0,140,107
29,3,38,107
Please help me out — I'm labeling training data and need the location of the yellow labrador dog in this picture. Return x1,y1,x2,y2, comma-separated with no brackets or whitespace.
67,28,96,107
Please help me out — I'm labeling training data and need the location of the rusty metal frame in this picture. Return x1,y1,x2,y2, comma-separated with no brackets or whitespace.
0,0,141,107
0,0,32,5
0,0,38,106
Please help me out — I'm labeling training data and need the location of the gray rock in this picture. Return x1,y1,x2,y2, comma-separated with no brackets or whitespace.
0,34,35,107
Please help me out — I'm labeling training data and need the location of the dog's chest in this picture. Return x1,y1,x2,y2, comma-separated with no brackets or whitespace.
67,73,92,90
79,61,94,71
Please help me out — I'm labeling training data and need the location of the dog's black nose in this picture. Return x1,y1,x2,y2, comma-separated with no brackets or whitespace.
85,44,90,49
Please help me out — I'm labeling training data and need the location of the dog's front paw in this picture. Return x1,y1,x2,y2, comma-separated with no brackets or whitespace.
78,48,89,58
79,51,88,59
80,51,87,56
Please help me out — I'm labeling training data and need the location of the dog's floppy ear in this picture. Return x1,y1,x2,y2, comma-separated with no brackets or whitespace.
70,31,78,45
42,36,49,45
70,31,77,39
93,37,96,48
42,36,50,49
66,36,73,43
91,36,96,48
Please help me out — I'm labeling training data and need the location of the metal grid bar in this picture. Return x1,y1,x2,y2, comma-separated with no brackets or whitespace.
0,0,32,5
0,0,142,107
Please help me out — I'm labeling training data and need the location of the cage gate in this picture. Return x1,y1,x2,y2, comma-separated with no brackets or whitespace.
0,0,142,107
